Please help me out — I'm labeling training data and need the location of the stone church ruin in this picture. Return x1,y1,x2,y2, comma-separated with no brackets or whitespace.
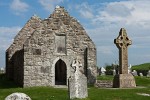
6,6,97,87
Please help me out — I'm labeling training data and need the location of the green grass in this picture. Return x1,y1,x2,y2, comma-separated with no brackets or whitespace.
0,87,68,100
132,63,150,70
135,76,150,87
0,74,150,100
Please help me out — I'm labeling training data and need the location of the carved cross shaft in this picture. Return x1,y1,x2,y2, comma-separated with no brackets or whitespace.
114,28,132,74
72,58,82,74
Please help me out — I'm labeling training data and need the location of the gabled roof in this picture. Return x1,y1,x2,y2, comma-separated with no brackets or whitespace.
7,6,96,58
6,15,42,57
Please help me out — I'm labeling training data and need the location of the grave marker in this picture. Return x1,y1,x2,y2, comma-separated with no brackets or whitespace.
68,57,88,99
132,70,138,76
147,70,150,77
113,28,136,88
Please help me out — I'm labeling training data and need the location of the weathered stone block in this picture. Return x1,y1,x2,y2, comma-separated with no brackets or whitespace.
113,74,136,88
5,92,31,100
68,75,88,99
113,28,136,88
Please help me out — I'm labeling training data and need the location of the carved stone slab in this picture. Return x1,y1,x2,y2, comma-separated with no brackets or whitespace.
68,75,88,99
113,74,136,88
113,28,136,88
68,57,88,99
114,28,132,74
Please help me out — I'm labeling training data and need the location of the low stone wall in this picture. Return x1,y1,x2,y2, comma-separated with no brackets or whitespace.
95,80,113,88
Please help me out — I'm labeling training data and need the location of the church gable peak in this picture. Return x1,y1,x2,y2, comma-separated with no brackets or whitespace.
49,6,70,18
31,14,41,21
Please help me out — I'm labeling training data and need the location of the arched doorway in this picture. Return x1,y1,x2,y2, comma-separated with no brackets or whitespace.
55,59,67,85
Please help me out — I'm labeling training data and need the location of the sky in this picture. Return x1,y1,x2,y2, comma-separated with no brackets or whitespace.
0,0,150,68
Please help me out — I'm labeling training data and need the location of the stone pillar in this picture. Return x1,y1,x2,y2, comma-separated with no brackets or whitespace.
113,28,136,88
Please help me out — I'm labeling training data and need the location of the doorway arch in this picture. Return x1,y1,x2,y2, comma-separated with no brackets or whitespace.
55,59,67,85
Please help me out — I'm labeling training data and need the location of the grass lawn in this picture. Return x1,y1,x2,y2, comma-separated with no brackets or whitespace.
0,74,150,100
132,63,150,70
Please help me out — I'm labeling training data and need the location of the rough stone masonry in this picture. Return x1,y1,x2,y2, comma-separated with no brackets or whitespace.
113,28,136,88
6,6,97,87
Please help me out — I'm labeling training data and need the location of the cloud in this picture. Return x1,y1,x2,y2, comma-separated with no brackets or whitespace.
84,0,150,46
97,46,115,55
10,0,29,15
79,0,150,66
38,0,63,12
75,2,94,19
93,0,150,28
0,26,21,50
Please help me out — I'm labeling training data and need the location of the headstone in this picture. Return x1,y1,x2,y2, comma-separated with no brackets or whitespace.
97,67,100,75
113,28,136,88
68,57,88,99
113,69,116,76
139,73,143,77
0,67,5,73
113,63,119,75
100,67,106,76
5,92,31,100
147,70,150,77
128,64,132,74
132,70,138,76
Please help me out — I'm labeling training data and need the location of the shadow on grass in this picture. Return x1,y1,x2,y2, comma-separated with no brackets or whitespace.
0,74,19,89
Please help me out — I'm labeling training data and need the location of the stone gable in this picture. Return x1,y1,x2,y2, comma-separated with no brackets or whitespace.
6,6,97,87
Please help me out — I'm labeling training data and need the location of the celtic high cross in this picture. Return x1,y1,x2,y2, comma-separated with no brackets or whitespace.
114,28,132,74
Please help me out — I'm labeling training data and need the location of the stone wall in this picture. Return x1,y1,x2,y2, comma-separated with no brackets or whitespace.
6,6,97,87
6,15,42,83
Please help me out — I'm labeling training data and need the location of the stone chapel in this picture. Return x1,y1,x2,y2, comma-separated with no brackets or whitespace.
6,6,97,87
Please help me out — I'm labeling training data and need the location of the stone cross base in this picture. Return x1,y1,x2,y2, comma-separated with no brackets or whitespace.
113,74,136,88
68,74,88,99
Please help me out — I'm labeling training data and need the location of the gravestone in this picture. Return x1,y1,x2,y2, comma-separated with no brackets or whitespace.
68,57,88,99
113,69,116,76
139,73,143,77
147,70,150,77
128,64,132,74
0,67,5,73
100,67,106,76
5,92,31,100
113,28,136,88
132,70,138,76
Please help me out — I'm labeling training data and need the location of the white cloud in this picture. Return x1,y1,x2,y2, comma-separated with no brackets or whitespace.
97,46,115,55
93,0,150,28
84,0,150,47
10,0,29,15
79,0,150,66
0,26,21,50
0,26,21,35
75,2,94,19
38,0,63,12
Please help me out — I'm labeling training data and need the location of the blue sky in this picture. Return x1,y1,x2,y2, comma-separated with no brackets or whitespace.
0,0,150,68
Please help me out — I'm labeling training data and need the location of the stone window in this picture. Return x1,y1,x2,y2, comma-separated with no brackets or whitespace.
55,34,66,54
